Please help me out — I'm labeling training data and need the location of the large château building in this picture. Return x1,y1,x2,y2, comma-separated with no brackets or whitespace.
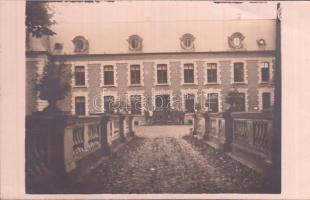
26,17,276,124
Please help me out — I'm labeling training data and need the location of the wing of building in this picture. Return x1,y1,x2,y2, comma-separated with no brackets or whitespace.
26,16,276,124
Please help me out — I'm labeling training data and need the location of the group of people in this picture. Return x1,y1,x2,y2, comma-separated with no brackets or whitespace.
144,108,185,125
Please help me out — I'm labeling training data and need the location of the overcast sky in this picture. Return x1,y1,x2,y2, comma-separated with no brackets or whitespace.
50,1,278,24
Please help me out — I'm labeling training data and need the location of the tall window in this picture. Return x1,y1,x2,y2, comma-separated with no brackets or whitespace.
104,96,114,113
103,65,114,86
157,64,168,84
184,63,194,83
75,96,86,115
207,63,217,83
74,66,85,86
262,92,271,109
205,93,219,112
234,62,244,83
130,95,142,114
261,62,270,82
130,65,141,85
185,94,195,113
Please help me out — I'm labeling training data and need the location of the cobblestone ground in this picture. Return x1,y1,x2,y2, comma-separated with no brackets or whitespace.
63,125,272,194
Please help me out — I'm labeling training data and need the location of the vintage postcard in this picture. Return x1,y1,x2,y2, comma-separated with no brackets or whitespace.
1,0,310,199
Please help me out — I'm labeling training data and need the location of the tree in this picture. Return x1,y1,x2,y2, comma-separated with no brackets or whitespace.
26,1,56,38
34,61,71,113
225,89,244,112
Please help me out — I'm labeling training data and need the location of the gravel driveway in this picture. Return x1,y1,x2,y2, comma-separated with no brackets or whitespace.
63,125,271,194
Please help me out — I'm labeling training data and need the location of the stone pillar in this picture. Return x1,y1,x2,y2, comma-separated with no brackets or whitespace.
204,112,210,139
223,111,233,151
119,115,126,142
99,115,111,155
50,114,77,175
129,115,135,136
63,124,77,173
193,111,206,140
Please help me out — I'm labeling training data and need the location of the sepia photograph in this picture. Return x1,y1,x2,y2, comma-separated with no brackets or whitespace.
8,0,282,194
24,0,282,194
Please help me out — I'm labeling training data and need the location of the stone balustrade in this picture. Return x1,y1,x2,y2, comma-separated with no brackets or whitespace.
205,112,228,151
230,113,273,172
192,111,274,173
26,113,135,192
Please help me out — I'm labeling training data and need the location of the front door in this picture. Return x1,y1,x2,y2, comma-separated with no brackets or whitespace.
155,95,170,110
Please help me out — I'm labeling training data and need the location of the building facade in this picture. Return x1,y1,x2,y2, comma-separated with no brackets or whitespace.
26,19,276,124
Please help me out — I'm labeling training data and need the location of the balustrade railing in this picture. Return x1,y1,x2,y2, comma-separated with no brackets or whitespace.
193,111,274,173
233,119,249,144
26,113,136,192
232,117,273,158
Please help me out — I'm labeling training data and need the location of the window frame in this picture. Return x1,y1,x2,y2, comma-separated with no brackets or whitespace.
261,62,270,82
181,61,198,85
103,65,115,86
258,87,274,111
230,60,248,84
157,64,168,84
262,92,271,110
130,95,143,115
75,96,86,116
184,93,196,113
126,90,145,115
202,89,222,112
154,62,171,86
205,93,220,113
72,91,89,116
71,64,89,88
181,89,198,113
100,62,117,87
74,66,86,86
101,90,118,113
152,89,173,110
204,60,221,85
127,62,144,86
183,63,195,84
233,62,245,83
103,95,115,114
258,60,274,84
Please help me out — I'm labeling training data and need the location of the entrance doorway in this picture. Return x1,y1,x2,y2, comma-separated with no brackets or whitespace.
155,95,170,110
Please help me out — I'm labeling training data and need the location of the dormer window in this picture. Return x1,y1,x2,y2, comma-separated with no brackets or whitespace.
128,35,143,51
180,33,195,50
72,35,89,53
228,32,245,49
